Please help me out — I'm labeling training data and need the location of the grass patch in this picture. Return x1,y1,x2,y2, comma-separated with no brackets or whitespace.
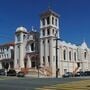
36,80,90,90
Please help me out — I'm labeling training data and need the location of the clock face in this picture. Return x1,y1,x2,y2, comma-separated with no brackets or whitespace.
17,34,20,41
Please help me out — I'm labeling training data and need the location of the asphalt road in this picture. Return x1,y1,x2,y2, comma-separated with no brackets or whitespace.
0,77,89,90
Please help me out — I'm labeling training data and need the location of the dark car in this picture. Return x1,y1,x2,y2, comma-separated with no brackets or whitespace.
7,69,16,76
62,72,73,78
84,71,90,76
0,69,5,76
74,71,85,77
17,71,25,77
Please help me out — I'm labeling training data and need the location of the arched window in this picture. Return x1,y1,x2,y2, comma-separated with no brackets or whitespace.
74,52,76,61
55,18,57,26
63,50,66,60
84,52,87,59
47,17,50,25
69,51,71,61
31,43,34,51
52,17,54,25
47,29,50,35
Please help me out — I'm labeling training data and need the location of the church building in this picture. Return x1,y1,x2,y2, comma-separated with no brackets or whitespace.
14,9,90,77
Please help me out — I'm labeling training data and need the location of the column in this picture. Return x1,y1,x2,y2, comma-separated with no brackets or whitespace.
27,55,31,68
20,44,24,68
50,38,55,76
14,45,18,69
45,39,48,67
40,39,43,67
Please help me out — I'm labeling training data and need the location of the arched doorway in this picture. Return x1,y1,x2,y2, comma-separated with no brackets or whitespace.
31,55,40,69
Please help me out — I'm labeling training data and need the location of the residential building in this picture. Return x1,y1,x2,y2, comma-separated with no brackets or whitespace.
0,43,14,70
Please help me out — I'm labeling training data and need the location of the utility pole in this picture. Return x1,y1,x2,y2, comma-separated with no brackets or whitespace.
56,38,60,78
56,38,58,78
55,32,60,78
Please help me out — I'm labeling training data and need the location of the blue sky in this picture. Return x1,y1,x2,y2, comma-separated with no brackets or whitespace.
0,0,90,47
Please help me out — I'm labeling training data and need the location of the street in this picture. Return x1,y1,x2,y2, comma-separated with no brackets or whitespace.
0,77,89,90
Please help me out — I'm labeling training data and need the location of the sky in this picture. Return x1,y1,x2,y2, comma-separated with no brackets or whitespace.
0,0,90,47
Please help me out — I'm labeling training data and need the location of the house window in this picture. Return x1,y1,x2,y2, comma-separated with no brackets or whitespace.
47,17,50,25
63,50,66,60
69,51,71,61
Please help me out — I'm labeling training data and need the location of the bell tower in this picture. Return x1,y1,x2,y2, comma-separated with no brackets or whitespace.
14,26,27,70
40,9,60,77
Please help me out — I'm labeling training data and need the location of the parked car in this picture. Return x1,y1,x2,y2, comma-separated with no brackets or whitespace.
7,69,16,76
0,69,5,76
62,72,73,78
17,71,25,77
74,71,85,77
84,71,90,76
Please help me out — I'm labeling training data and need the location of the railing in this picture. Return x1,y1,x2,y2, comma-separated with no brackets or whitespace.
39,67,52,76
21,67,52,77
